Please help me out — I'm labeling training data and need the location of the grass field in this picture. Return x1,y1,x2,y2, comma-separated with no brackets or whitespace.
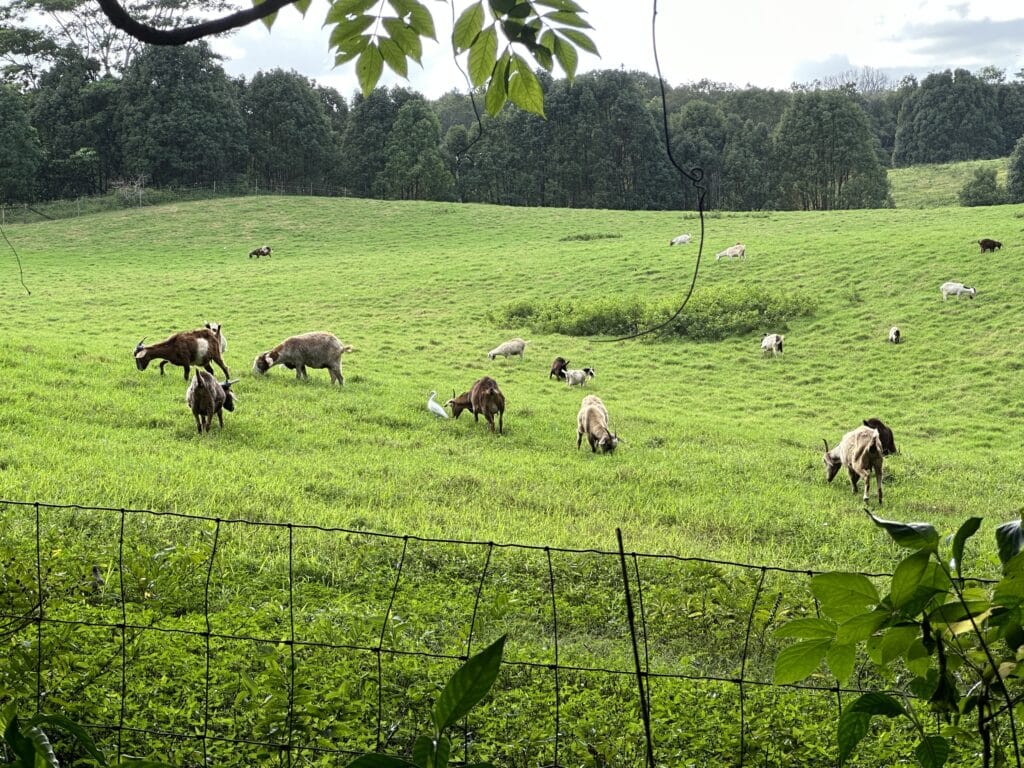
2,196,1024,765
888,156,1008,208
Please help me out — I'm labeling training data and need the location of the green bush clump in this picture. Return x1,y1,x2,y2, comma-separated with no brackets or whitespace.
559,232,623,241
493,287,816,340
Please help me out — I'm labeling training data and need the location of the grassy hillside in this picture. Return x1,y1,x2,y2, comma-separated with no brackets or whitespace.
888,157,1008,208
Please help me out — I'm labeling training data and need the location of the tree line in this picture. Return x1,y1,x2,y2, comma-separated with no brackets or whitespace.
5,40,1024,210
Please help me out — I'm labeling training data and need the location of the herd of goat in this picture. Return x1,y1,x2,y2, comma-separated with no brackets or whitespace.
129,231,1003,501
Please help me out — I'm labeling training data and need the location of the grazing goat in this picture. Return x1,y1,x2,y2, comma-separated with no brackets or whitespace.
204,322,227,354
576,395,620,454
978,238,1002,253
249,245,272,258
862,418,897,456
470,376,505,433
669,233,692,246
253,332,353,384
888,326,901,344
550,357,570,381
564,367,595,387
761,333,784,356
444,390,473,419
488,338,529,361
134,328,229,382
716,243,746,261
941,282,976,300
822,425,884,505
185,370,238,434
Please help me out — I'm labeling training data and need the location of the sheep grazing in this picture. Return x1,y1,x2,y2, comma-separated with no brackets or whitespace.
134,327,230,382
862,418,897,456
249,245,272,258
469,376,505,433
564,367,595,387
822,425,884,505
253,331,353,384
185,370,238,434
204,322,227,354
444,390,474,419
550,357,570,381
940,282,976,300
669,233,692,246
978,238,1002,253
488,338,529,361
716,243,746,261
761,333,784,356
888,326,901,344
576,394,620,454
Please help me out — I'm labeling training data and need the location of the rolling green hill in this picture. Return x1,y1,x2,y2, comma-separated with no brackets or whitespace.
888,157,1008,208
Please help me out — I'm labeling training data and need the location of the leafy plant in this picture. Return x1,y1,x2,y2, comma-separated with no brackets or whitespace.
346,635,506,768
774,512,1024,767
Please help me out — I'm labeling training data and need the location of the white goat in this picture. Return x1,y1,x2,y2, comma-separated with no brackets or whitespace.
669,233,692,246
576,395,620,453
761,334,784,356
941,282,976,300
823,425,884,505
716,243,746,261
888,326,901,344
564,367,595,387
488,338,529,360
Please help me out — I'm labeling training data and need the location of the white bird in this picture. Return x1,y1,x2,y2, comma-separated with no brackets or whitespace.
427,390,448,419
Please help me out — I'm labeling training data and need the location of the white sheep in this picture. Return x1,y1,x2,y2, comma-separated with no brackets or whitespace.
716,243,746,261
823,425,884,505
669,233,692,246
488,338,529,361
564,367,595,387
888,326,901,344
761,334,784,356
940,282,976,300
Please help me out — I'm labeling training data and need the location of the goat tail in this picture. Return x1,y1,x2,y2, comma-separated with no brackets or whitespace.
822,439,830,453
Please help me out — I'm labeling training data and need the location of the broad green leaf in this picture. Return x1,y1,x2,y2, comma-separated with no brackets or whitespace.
837,710,871,765
410,734,451,768
997,520,1024,566
532,44,553,72
810,572,879,623
557,27,598,55
431,636,505,732
892,549,931,608
534,0,584,10
827,642,855,683
773,638,831,684
29,714,105,764
837,611,888,644
453,1,484,50
4,713,38,768
404,0,436,40
484,53,509,115
293,0,312,15
24,725,58,768
328,14,376,48
0,702,16,734
252,0,278,30
468,26,498,86
879,624,919,664
543,10,592,28
774,617,837,639
915,735,950,768
995,575,1024,608
325,0,380,23
488,0,516,13
867,512,939,551
552,35,578,79
848,691,906,716
507,55,545,117
335,38,370,65
378,37,408,77
356,44,384,96
382,18,422,62
119,762,178,767
950,517,982,579
346,756,418,768
909,669,939,699
906,639,933,676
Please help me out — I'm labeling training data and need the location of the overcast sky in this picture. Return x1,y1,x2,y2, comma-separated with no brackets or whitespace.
211,1,1024,98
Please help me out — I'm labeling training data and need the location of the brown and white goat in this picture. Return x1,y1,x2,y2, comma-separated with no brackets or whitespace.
253,332,353,385
444,390,474,419
134,328,229,382
185,370,238,434
470,376,505,433
862,418,897,456
823,425,884,505
577,394,620,453
249,245,272,258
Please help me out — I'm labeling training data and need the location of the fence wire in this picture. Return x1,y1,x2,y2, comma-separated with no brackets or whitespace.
0,498,975,767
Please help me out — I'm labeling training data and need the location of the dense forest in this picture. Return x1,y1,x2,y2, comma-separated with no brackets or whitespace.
5,38,1024,210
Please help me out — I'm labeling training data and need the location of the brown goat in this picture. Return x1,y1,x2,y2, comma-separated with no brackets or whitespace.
135,328,229,382
185,370,238,434
978,238,1002,253
577,394,620,453
550,357,570,380
444,390,474,419
470,376,505,433
823,425,884,505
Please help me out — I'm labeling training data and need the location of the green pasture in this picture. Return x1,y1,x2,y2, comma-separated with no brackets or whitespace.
888,156,1008,208
2,196,1024,765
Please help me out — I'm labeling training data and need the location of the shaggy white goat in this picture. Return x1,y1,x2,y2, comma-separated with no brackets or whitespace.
564,367,595,387
761,334,784,356
669,233,692,246
940,282,976,300
488,338,529,360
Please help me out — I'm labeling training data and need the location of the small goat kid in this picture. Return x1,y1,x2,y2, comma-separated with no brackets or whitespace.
253,332,353,384
576,394,619,453
823,426,884,505
940,282,976,300
135,328,229,382
185,370,238,434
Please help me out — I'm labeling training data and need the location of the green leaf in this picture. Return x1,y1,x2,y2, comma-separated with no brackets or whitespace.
995,575,1024,608
837,710,871,766
507,54,544,116
950,517,982,579
468,26,498,86
543,10,592,28
892,549,931,608
996,520,1024,566
119,761,178,767
775,617,837,639
879,624,920,664
453,1,484,50
346,756,419,768
328,14,376,48
836,610,888,644
848,691,906,716
906,639,933,676
24,725,58,768
915,735,950,768
810,572,880,623
773,638,831,684
335,37,370,65
534,0,584,10
552,35,578,79
431,636,506,732
409,735,451,767
867,512,939,551
827,643,855,684
252,0,277,30
325,0,380,22
29,714,105,764
403,0,436,40
293,0,312,15
382,18,422,62
488,0,515,13
3,712,38,768
378,37,408,77
557,27,598,55
356,44,384,96
484,52,509,115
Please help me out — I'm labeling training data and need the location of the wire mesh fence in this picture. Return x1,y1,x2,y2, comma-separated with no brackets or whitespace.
0,498,942,766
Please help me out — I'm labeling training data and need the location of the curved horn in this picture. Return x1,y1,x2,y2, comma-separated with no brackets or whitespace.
223,379,239,386
136,337,147,348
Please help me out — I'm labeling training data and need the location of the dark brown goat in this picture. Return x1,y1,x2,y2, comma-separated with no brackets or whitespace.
470,376,505,433
185,371,238,434
249,245,272,258
444,390,474,419
550,357,569,380
862,418,897,456
978,238,1002,253
134,328,230,382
